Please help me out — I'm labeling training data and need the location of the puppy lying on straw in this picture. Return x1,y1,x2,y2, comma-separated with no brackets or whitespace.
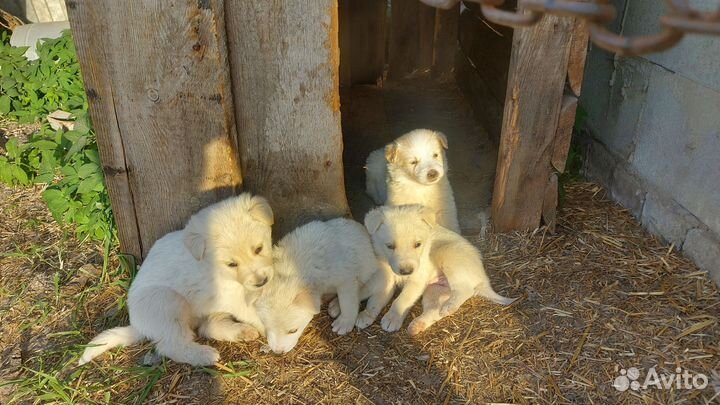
255,217,384,354
364,204,515,335
79,194,274,366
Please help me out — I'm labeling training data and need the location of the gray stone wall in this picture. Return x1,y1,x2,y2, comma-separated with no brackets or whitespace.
579,0,720,284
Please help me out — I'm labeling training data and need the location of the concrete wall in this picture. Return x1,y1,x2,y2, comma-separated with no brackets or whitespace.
579,0,720,284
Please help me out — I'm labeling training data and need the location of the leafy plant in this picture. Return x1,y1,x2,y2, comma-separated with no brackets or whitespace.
0,30,113,242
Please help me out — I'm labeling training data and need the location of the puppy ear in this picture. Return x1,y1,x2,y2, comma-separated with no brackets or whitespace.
364,208,384,234
248,196,274,226
293,289,321,314
419,206,436,229
385,142,399,163
435,132,448,150
184,229,206,260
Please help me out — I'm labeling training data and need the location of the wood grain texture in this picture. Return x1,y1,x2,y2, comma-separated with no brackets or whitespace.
225,1,350,237
338,0,353,87
551,94,579,173
541,173,558,232
67,0,242,259
431,3,459,78
388,0,436,78
567,18,589,97
348,0,387,85
458,3,513,103
491,14,574,232
456,3,513,143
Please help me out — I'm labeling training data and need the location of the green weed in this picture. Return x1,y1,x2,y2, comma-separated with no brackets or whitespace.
0,30,113,243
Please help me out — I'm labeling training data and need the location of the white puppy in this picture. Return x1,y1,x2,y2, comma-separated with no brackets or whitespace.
255,218,383,354
78,194,274,366
365,129,460,233
364,205,514,335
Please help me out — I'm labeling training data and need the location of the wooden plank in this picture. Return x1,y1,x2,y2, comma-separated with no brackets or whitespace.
348,0,387,85
338,0,353,87
46,0,67,21
542,173,558,232
455,50,506,143
567,18,589,97
431,3,459,78
225,1,350,237
458,3,513,103
388,0,435,78
551,94,579,173
417,1,436,69
455,2,513,143
67,0,242,259
30,0,52,22
491,14,574,232
66,1,140,259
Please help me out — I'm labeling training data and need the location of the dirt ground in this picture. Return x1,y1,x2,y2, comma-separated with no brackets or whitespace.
2,181,719,404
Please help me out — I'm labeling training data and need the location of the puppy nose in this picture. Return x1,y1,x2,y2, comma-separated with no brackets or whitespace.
399,265,414,275
427,170,439,181
255,277,268,287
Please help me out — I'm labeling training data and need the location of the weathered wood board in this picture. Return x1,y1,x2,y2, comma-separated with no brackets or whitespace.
432,3,459,77
491,14,574,232
389,0,437,78
67,0,242,259
568,17,590,97
225,1,350,236
552,94,579,173
343,0,387,85
456,3,513,142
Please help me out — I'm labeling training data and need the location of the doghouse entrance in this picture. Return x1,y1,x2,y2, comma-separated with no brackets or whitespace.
339,0,513,232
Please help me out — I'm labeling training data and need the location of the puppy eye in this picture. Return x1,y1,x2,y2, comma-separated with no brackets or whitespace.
414,242,422,248
227,262,238,268
432,153,439,158
386,243,396,250
288,328,298,334
254,245,263,255
410,160,418,166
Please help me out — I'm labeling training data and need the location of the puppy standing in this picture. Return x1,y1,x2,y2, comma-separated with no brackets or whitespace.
364,205,514,334
78,194,274,366
255,218,385,354
365,129,460,233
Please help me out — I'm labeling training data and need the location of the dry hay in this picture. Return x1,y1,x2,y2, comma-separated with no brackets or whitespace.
1,181,719,404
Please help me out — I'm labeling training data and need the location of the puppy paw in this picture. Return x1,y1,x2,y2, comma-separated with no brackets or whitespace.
407,318,428,336
355,310,377,329
381,311,405,332
189,345,220,367
332,316,355,335
233,324,260,341
439,302,460,318
327,297,341,318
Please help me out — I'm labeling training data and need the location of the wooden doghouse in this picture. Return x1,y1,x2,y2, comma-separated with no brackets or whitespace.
67,0,587,260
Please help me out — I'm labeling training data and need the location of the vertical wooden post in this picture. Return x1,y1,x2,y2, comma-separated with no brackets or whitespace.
224,1,350,236
432,3,459,78
342,0,387,85
388,0,436,78
491,14,576,232
67,0,242,259
338,0,354,86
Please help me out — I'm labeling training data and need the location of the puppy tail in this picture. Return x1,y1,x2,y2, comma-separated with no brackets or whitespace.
475,283,516,306
78,326,144,365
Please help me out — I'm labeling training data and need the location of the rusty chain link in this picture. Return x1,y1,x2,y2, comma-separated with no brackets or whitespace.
467,0,720,55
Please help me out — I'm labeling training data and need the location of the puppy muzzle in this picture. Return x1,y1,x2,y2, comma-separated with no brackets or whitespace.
417,165,444,185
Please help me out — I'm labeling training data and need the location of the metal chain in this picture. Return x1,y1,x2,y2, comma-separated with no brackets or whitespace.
461,0,720,55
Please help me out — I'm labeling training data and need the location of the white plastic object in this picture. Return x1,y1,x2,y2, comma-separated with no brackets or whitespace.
9,21,70,61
